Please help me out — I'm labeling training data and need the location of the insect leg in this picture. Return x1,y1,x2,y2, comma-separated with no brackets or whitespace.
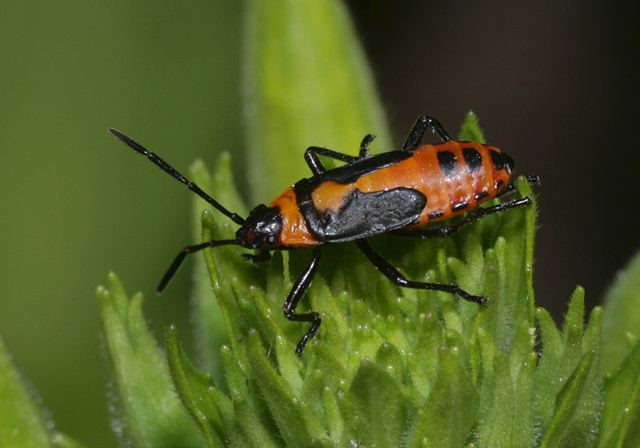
283,248,322,356
304,147,359,175
157,239,237,293
402,115,452,151
358,134,376,159
401,197,533,239
242,250,272,263
497,175,541,197
356,240,486,304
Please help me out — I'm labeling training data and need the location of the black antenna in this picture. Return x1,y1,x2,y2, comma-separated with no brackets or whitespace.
108,128,246,225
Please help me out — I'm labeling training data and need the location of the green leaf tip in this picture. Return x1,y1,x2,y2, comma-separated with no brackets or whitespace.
459,110,486,143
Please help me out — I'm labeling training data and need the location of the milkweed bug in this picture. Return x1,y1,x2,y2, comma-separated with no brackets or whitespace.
109,115,537,356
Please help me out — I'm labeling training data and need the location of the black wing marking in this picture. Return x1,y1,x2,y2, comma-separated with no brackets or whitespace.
317,187,427,242
313,150,411,185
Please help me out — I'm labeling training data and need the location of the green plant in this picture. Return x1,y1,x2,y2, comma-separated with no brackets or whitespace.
2,0,639,447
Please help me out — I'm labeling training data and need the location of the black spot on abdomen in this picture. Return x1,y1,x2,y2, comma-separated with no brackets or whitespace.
490,150,504,170
437,150,457,178
462,147,483,172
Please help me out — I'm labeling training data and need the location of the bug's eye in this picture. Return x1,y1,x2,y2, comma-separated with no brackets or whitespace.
246,230,255,241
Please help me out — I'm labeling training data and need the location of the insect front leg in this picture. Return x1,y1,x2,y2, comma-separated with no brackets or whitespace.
400,197,533,239
402,115,452,151
304,147,359,175
283,248,322,356
356,240,486,304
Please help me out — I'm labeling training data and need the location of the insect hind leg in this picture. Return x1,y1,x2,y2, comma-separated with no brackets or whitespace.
402,115,452,151
356,240,486,304
399,197,533,239
497,175,541,198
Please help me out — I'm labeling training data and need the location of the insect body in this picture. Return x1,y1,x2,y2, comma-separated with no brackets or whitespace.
109,115,536,356
271,139,515,247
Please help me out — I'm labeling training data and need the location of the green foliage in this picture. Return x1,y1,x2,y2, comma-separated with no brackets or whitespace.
97,275,205,447
598,251,640,448
458,111,485,143
0,335,52,448
601,250,640,375
0,336,87,448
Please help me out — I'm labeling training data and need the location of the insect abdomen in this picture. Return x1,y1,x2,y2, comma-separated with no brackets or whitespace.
410,140,513,225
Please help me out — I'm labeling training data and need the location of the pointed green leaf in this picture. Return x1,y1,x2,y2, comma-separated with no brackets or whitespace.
601,250,640,375
563,287,585,349
474,313,535,446
374,342,406,384
408,345,478,447
220,344,249,400
165,326,225,447
597,341,640,448
407,312,442,399
232,396,281,448
535,306,567,428
190,155,245,374
97,273,205,448
321,386,343,443
246,330,329,445
191,154,254,375
537,307,563,359
500,177,537,336
536,291,603,443
540,350,600,448
341,358,408,447
0,335,53,448
458,110,486,143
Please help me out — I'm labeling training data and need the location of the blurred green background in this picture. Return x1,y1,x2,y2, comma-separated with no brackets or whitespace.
1,0,638,446
1,1,242,445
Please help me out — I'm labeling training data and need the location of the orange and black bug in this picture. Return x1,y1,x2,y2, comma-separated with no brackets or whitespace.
109,115,537,356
